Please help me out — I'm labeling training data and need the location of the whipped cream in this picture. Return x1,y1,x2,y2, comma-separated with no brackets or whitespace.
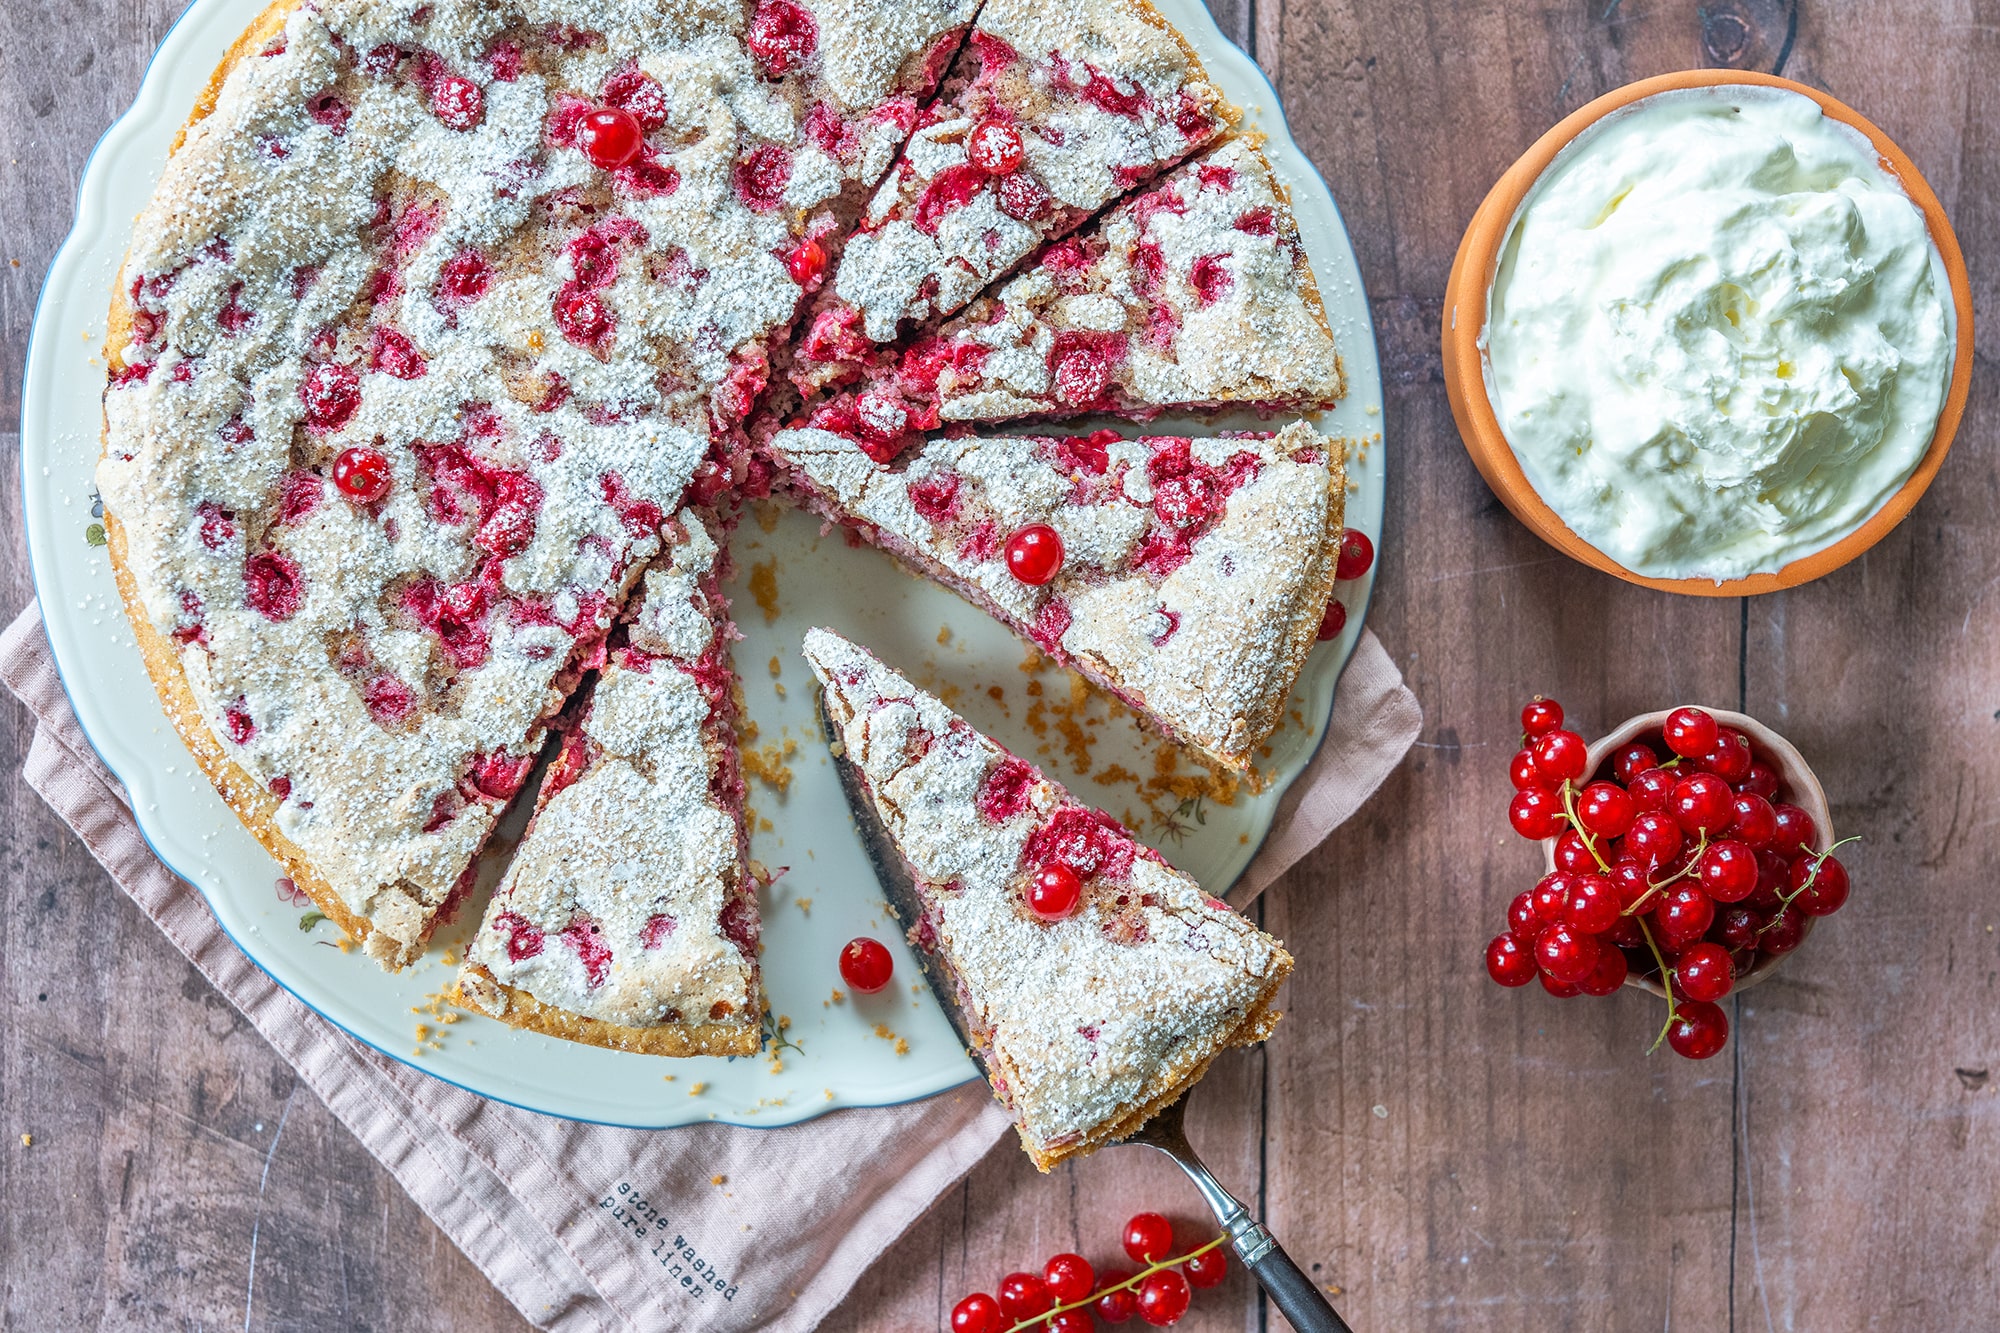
1483,86,1952,581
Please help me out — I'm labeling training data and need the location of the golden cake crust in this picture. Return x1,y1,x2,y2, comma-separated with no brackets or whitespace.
454,964,760,1056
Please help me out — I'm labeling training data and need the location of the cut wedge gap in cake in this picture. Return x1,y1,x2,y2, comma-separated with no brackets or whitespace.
457,510,762,1055
788,0,1236,396
769,419,1344,770
805,627,1291,1169
788,136,1343,458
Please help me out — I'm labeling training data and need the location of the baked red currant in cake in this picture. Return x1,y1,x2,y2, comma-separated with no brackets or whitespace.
770,419,1344,770
805,628,1292,1169
456,512,761,1054
790,0,1234,390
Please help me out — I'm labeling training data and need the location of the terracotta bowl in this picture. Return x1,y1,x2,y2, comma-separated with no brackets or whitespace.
1442,70,1975,596
1541,708,1832,997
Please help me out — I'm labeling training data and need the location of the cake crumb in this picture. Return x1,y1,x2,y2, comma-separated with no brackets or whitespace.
689,1082,707,1096
749,559,781,623
19,1134,30,1148
830,988,846,1004
937,625,952,645
825,1088,835,1100
711,1174,727,1186
663,1074,676,1082
753,500,783,533
796,897,812,916
768,654,782,677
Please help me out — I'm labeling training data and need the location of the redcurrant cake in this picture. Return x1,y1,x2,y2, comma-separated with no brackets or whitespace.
455,512,762,1055
790,0,1235,392
100,0,1352,1059
99,0,977,968
768,420,1345,769
805,627,1292,1169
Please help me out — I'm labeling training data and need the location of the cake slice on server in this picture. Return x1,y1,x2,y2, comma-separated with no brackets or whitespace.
789,0,1235,393
794,137,1342,454
805,628,1291,1169
769,420,1343,770
456,512,762,1055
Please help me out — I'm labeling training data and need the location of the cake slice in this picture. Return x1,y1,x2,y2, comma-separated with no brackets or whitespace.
455,512,761,1055
793,138,1343,454
805,627,1292,1169
770,420,1343,769
790,0,1234,389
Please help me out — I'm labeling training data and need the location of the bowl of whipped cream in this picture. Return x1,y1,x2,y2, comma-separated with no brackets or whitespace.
1443,70,1973,594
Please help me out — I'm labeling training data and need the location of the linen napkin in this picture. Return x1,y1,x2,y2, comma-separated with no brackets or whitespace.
0,603,1419,1332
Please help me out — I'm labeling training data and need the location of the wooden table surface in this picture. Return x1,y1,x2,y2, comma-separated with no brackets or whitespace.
4,1,1995,1328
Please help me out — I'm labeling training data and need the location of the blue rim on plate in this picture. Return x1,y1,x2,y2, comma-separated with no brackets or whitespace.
20,0,1384,1129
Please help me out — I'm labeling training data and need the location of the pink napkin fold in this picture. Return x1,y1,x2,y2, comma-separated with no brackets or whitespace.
0,603,1418,1331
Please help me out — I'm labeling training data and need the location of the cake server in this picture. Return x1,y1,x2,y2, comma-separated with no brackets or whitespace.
820,699,1355,1333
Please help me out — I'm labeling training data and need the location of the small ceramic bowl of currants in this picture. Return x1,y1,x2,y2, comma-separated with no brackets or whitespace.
1488,699,1849,1059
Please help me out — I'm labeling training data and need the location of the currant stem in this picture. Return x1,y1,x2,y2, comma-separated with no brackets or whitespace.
997,1234,1227,1333
1621,832,1708,918
1558,780,1613,874
1760,834,1863,931
1637,916,1679,1055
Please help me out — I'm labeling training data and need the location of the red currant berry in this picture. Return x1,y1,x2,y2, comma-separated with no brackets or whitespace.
1663,706,1719,758
1608,861,1653,911
747,0,818,74
1123,1213,1174,1265
1520,697,1564,738
1668,772,1734,836
966,118,1026,176
1605,914,1644,948
1613,741,1660,785
837,936,893,993
1049,1311,1095,1333
1507,890,1539,938
1045,1253,1095,1304
1531,872,1572,923
1715,906,1760,952
1334,528,1375,581
786,237,826,285
1751,850,1790,907
1314,598,1347,642
1184,1246,1227,1289
1486,933,1537,987
333,445,392,503
1700,727,1753,784
1625,811,1684,868
1770,803,1817,857
1739,761,1780,800
1508,787,1565,840
1509,748,1548,792
1553,829,1599,875
1531,728,1588,783
1658,884,1716,949
1628,766,1676,813
1576,781,1636,838
1727,792,1778,848
1136,1270,1191,1326
1005,523,1064,585
1535,923,1601,986
431,75,484,130
1676,941,1734,1002
1759,907,1807,955
1028,862,1083,921
1667,999,1729,1059
1577,944,1628,996
1698,840,1758,904
1095,1271,1137,1324
1790,853,1849,917
952,1292,1004,1333
998,1271,1053,1321
1564,875,1620,934
578,107,644,169
1539,973,1582,999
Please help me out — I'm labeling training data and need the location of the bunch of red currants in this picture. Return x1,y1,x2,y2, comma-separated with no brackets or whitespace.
1486,700,1854,1059
950,1212,1229,1331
